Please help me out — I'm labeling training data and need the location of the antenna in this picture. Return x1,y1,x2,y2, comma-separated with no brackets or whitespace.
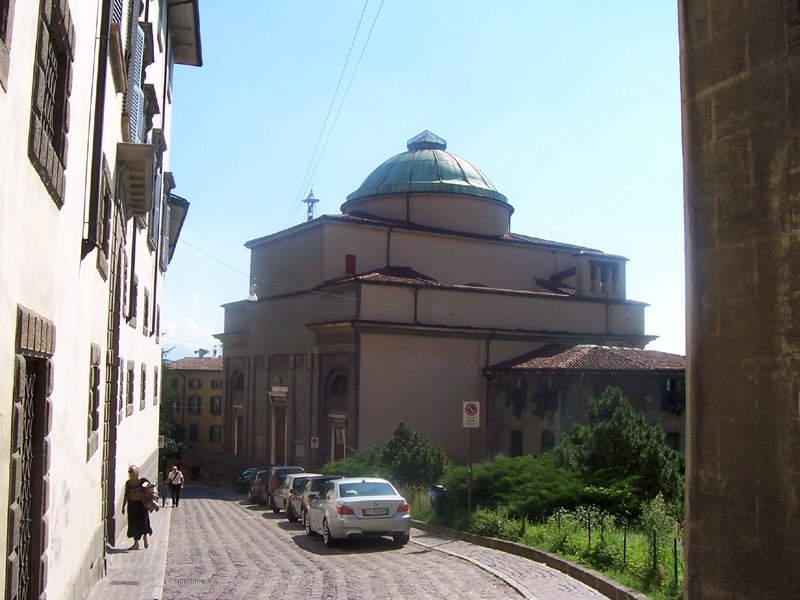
302,189,320,222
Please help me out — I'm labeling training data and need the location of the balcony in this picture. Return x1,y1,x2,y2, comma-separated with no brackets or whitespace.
116,142,155,217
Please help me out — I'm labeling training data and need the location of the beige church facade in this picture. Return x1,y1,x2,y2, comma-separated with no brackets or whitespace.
218,131,663,469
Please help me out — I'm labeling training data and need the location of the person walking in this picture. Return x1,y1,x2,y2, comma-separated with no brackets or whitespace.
167,464,185,506
121,465,153,550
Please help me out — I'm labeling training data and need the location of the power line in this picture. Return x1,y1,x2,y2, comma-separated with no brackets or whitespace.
303,0,386,205
284,0,372,228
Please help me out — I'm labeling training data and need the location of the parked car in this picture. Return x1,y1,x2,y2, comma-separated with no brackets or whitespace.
305,477,411,547
248,469,270,504
286,475,343,523
273,472,322,515
233,467,260,493
266,466,304,511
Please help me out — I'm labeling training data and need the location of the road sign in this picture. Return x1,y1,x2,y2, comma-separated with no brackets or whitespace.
463,401,480,428
310,436,319,449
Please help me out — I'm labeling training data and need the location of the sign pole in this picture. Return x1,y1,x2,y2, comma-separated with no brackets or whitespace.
462,401,479,515
468,427,473,514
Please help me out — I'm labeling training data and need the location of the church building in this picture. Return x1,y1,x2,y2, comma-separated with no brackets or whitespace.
217,131,674,468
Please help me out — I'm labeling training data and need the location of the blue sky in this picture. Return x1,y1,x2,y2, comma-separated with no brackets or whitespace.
161,1,685,359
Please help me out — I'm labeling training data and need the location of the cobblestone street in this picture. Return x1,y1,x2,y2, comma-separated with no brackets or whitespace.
161,484,605,600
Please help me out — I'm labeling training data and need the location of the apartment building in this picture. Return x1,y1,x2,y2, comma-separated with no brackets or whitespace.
0,0,201,596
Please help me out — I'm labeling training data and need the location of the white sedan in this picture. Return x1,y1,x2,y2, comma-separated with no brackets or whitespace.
305,477,411,547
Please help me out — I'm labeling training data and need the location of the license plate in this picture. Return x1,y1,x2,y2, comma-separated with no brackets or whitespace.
362,508,389,516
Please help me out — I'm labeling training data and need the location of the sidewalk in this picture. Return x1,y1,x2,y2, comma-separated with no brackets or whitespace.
87,503,173,600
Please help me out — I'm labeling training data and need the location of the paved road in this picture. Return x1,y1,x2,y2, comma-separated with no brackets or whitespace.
163,484,605,600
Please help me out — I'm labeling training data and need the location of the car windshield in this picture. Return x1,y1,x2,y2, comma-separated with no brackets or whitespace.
338,482,396,497
292,477,308,490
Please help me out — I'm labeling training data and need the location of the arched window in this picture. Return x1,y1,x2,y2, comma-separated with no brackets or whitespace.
232,372,244,392
328,373,348,397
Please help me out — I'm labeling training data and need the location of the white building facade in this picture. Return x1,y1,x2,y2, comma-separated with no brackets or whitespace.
0,0,200,597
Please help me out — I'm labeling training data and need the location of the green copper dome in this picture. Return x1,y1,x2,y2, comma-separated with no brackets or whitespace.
345,131,508,204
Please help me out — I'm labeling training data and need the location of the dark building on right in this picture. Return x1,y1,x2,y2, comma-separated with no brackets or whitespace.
679,1,800,597
485,344,686,458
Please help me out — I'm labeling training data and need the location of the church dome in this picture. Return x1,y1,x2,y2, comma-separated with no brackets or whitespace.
345,131,508,204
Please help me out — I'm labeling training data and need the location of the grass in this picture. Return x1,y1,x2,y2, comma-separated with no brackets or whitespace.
426,504,683,600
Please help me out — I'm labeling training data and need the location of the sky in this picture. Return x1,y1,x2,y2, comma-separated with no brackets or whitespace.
161,1,685,360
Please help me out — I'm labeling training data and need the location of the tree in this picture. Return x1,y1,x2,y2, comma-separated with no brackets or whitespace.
158,361,189,474
379,422,450,496
554,387,684,502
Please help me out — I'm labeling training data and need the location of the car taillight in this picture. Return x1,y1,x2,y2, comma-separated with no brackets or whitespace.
397,503,411,513
336,504,355,515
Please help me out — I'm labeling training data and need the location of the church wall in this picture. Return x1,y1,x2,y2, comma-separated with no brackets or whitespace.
357,332,487,462
323,222,389,279
389,229,582,294
407,193,511,237
359,286,416,323
250,226,325,297
417,288,643,336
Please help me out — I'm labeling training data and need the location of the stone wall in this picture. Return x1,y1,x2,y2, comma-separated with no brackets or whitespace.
679,1,800,596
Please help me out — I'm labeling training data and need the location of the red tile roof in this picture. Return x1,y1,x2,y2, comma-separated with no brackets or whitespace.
322,266,442,287
166,357,222,371
488,344,685,372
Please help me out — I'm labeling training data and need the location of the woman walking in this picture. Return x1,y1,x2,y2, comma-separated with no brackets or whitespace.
121,465,153,550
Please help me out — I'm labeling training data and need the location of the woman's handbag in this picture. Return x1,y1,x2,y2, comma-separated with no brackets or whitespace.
128,485,147,502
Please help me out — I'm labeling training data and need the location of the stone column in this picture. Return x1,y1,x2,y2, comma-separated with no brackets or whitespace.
679,1,800,597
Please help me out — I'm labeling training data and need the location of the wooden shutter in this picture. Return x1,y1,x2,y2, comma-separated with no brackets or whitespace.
149,169,162,241
125,24,145,143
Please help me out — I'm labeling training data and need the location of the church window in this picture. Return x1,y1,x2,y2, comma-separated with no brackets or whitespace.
345,254,356,275
328,374,348,397
541,430,555,454
510,430,523,457
233,373,244,392
589,260,620,294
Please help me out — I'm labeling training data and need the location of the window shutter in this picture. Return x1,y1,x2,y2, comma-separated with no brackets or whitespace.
111,0,124,25
160,202,170,261
149,169,162,241
125,24,145,143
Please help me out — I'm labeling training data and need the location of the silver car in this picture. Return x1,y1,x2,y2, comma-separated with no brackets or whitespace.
272,472,321,514
305,477,411,547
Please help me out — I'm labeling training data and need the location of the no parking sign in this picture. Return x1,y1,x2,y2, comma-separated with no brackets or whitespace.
463,401,480,428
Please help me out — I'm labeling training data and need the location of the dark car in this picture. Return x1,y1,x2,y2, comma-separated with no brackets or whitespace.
266,466,304,512
233,467,260,493
288,475,344,525
248,469,270,504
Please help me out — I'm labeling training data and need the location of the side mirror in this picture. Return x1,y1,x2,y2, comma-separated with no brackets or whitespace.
307,492,318,501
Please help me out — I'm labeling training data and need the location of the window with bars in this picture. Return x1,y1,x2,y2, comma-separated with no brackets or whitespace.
126,361,134,416
28,0,74,205
0,0,12,90
153,366,159,405
0,1,10,42
86,157,114,274
140,365,147,410
143,288,150,334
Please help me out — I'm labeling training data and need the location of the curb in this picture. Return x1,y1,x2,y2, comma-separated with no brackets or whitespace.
411,520,648,600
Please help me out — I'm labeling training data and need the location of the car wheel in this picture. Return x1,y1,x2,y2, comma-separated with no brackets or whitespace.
305,514,317,537
322,518,338,548
392,533,409,546
287,504,299,523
